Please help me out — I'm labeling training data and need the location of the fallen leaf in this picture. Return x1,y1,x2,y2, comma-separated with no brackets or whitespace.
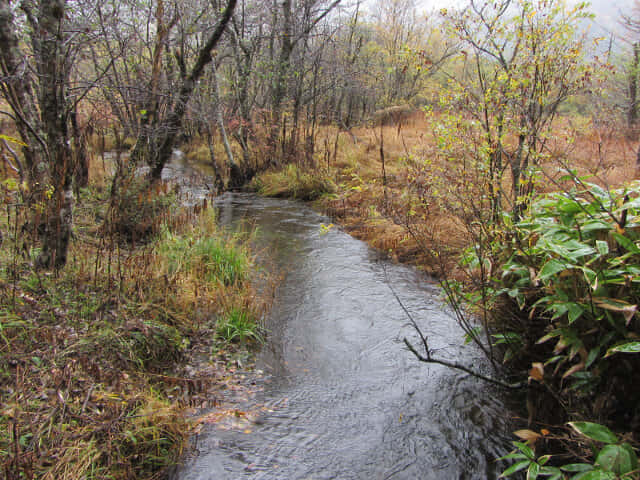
514,429,542,443
529,362,544,382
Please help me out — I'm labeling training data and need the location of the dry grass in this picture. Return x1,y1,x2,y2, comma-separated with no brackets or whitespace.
0,157,270,479
314,113,640,275
251,164,336,201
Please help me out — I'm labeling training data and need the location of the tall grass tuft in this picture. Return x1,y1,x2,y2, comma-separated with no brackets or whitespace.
252,164,336,201
157,210,250,286
216,307,263,344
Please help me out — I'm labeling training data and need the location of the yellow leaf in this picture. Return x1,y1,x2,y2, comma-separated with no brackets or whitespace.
529,362,544,382
514,429,542,443
0,134,27,147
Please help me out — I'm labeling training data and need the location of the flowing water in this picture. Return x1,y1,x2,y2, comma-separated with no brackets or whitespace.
170,177,513,479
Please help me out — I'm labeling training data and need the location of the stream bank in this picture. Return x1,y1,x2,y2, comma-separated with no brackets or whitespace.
0,155,266,480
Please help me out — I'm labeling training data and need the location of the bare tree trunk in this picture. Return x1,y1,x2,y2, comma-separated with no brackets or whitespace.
0,0,46,190
130,0,177,167
71,107,89,192
32,0,74,269
148,0,237,180
268,0,293,167
228,21,258,176
629,43,640,134
211,59,243,187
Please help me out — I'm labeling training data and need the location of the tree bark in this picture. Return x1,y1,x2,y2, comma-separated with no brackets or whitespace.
211,59,242,187
33,0,74,269
71,107,89,192
0,0,46,190
630,42,640,132
149,0,237,180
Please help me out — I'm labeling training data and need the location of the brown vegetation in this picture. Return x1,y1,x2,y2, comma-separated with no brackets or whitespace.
313,114,640,276
0,154,270,479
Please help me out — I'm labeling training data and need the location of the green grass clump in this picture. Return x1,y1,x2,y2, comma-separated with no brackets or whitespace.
159,232,249,286
252,164,336,201
216,307,263,344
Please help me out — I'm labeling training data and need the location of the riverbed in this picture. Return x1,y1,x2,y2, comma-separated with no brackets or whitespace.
171,189,513,480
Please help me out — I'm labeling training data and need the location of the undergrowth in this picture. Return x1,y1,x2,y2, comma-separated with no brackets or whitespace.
0,183,265,479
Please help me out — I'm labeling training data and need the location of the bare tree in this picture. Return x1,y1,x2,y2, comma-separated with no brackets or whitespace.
0,0,91,268
265,0,342,166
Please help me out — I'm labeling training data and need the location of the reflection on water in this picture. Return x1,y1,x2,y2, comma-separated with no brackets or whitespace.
173,192,513,480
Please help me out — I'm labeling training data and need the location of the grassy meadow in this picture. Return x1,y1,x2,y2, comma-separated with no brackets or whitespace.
0,154,270,479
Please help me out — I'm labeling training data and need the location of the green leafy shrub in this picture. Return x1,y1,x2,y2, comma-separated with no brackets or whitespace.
500,422,638,479
495,180,640,407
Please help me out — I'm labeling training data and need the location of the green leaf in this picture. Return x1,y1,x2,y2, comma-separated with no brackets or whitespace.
567,303,584,324
498,452,529,461
501,460,531,477
561,463,594,472
595,240,609,256
539,465,562,479
585,347,600,369
528,461,540,480
581,220,611,232
514,441,535,459
572,470,616,480
538,259,567,281
605,342,640,357
568,422,618,444
620,443,638,471
596,444,636,474
612,233,640,254
538,455,551,466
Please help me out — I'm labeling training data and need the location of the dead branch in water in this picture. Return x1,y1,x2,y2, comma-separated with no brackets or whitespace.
383,266,525,390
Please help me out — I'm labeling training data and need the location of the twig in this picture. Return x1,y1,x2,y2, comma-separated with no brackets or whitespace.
403,338,524,390
383,265,525,390
81,384,95,415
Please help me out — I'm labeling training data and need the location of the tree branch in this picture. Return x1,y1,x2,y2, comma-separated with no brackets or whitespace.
383,264,524,390
403,337,525,389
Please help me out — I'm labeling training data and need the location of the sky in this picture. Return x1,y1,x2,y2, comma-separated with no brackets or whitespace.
591,0,637,34
412,0,636,37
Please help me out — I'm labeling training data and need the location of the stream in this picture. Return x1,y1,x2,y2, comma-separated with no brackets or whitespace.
165,158,514,479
